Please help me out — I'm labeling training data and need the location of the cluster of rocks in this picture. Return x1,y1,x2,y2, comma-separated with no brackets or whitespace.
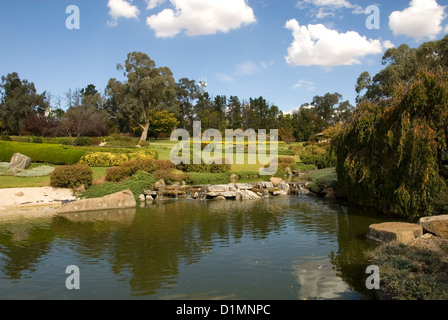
366,215,448,247
139,177,311,202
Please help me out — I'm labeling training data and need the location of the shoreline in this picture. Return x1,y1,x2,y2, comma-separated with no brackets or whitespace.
0,187,77,219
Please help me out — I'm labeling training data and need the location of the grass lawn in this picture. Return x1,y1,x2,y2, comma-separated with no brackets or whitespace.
0,166,108,189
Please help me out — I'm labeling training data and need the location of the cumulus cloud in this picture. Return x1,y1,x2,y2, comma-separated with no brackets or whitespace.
146,0,256,37
107,0,140,26
284,19,387,67
389,0,447,41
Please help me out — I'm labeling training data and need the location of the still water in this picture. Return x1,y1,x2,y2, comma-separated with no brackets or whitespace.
0,196,397,300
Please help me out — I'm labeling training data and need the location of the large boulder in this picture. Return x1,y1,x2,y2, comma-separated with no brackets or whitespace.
366,222,423,244
270,177,283,187
9,153,31,172
207,185,230,193
58,190,136,213
418,215,448,238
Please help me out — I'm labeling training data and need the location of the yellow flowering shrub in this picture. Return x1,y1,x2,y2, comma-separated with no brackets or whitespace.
78,151,154,167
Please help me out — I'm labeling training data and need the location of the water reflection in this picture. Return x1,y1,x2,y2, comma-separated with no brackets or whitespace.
0,197,394,299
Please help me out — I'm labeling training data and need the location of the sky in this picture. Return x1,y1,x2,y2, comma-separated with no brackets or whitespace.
0,0,447,114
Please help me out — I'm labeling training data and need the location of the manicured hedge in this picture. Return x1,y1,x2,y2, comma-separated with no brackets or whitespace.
0,141,85,165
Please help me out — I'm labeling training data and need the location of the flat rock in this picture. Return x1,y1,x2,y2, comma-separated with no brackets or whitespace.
207,185,230,193
418,215,448,238
366,222,423,244
58,190,136,213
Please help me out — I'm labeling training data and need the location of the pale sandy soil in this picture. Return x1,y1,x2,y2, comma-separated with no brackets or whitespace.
0,187,77,219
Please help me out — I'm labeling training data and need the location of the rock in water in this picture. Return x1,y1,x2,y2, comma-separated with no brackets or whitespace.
9,153,31,172
366,222,423,244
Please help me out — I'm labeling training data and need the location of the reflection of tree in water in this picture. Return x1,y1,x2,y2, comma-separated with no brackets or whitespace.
0,219,54,279
111,199,293,296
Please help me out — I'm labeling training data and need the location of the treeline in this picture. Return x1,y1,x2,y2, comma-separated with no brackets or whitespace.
0,51,353,145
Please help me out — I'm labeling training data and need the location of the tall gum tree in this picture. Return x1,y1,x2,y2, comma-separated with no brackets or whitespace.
107,52,178,144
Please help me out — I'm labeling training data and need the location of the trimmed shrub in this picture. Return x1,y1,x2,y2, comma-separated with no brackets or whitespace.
30,137,43,144
0,135,12,141
302,168,338,195
78,151,154,167
50,164,93,189
0,141,85,165
76,137,92,146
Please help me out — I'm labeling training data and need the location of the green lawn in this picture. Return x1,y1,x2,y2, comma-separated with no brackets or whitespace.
0,166,108,189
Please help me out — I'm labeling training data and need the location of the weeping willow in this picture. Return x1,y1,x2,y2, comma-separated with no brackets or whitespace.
335,69,448,217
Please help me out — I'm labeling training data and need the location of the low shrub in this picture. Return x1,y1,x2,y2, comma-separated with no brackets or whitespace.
0,135,12,141
50,164,93,189
14,165,54,177
432,191,448,215
368,243,448,300
105,158,157,182
0,141,85,165
176,158,231,174
302,167,338,194
76,136,92,147
78,151,154,167
30,137,43,144
81,171,157,200
153,169,188,184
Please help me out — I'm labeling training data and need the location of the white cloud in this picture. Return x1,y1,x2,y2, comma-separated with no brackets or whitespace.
146,0,256,37
297,0,364,18
146,0,167,9
293,80,315,91
107,0,140,26
236,61,269,75
284,19,387,67
389,0,447,41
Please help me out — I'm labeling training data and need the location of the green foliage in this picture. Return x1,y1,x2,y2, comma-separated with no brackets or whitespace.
50,164,93,189
105,158,157,182
335,70,448,217
0,135,11,141
30,136,43,143
78,151,155,167
176,158,231,174
76,136,92,146
302,168,338,194
369,243,448,300
81,171,157,200
0,141,85,165
298,143,336,169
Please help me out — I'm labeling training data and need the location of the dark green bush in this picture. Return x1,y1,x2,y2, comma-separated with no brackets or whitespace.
76,137,92,146
302,168,338,194
50,164,93,189
0,135,12,141
30,137,43,143
0,141,85,165
176,158,231,173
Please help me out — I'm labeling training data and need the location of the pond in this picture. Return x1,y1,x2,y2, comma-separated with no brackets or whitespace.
0,196,399,300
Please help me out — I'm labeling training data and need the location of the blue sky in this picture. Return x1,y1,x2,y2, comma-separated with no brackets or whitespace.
1,0,447,113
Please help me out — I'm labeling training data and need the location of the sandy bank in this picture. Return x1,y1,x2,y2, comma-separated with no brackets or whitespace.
0,187,77,219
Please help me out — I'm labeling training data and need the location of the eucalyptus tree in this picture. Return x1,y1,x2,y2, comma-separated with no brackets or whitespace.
106,52,178,144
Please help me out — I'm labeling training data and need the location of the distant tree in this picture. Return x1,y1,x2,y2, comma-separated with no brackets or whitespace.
278,127,295,144
0,72,48,135
81,84,103,109
227,96,243,130
106,52,178,144
65,88,82,109
176,78,200,133
292,106,317,142
311,92,342,126
147,110,179,139
58,105,109,145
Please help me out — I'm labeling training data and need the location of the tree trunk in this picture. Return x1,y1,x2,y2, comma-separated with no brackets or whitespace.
139,122,150,145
